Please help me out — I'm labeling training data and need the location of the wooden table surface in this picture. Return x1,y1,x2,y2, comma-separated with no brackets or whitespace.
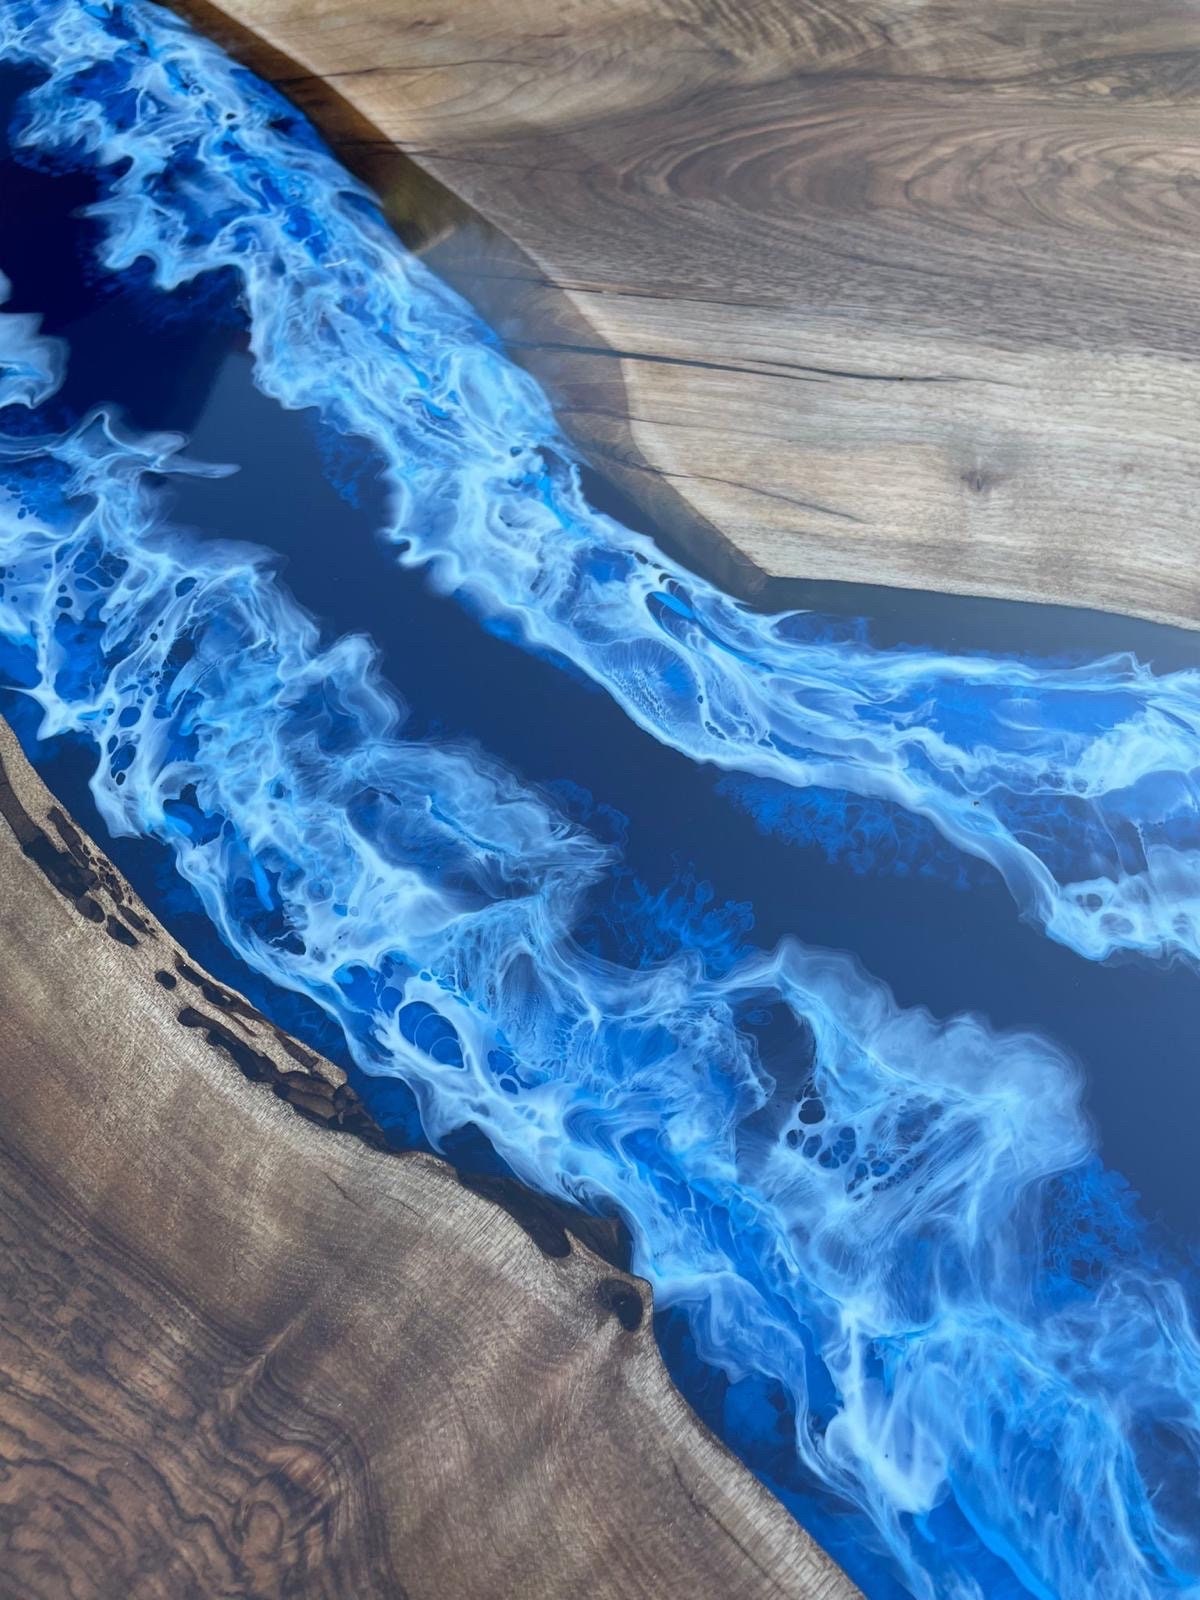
183,0,1200,630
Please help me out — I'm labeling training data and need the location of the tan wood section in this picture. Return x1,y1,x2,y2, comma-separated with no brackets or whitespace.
178,0,1200,629
0,719,859,1600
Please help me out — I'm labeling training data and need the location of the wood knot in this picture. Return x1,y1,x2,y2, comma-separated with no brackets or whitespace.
596,1277,645,1333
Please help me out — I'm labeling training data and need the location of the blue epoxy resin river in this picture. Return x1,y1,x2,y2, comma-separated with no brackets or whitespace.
1,5,1199,1597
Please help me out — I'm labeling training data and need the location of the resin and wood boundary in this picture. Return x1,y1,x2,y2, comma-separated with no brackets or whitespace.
182,0,1200,630
0,719,859,1600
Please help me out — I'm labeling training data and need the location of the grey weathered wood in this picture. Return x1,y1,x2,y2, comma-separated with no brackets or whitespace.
0,719,857,1600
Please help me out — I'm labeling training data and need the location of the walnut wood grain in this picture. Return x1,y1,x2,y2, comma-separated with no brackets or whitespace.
177,0,1200,629
0,718,857,1600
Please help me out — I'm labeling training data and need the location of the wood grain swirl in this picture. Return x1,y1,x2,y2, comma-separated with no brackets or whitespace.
180,0,1200,629
0,719,857,1600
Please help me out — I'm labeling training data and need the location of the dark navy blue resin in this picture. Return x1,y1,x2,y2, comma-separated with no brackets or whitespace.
1,7,1199,1599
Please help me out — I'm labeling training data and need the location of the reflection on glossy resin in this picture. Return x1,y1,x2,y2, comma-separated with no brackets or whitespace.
0,4,1198,1599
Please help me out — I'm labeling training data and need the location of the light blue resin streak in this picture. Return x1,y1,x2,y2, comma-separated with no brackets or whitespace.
3,4,1200,1596
2,0,1199,973
2,277,1200,1598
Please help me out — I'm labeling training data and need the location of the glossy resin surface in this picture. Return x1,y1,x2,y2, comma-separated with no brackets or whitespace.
0,5,1198,1597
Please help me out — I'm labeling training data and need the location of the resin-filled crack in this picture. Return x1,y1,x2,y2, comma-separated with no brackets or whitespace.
0,0,1197,970
1,279,1198,1600
0,5,1199,1600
